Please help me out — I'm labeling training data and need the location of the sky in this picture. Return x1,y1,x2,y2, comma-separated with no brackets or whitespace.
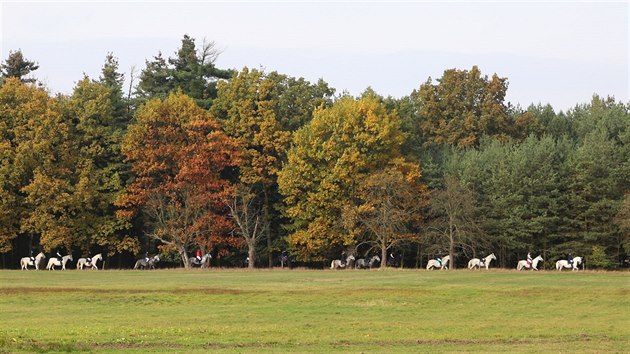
1,0,628,112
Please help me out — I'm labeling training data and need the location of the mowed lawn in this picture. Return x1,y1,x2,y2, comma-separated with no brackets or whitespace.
0,268,628,353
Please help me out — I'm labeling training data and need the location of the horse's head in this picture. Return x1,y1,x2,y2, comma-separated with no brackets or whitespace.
153,255,160,262
535,255,543,262
489,253,496,260
373,256,380,262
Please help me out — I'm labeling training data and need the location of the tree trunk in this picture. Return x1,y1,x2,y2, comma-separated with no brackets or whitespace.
449,217,456,270
263,189,272,268
248,246,256,269
381,243,387,269
180,249,190,269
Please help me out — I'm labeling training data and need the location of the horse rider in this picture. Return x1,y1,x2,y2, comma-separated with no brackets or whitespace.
30,249,35,263
341,251,347,266
436,256,442,267
86,254,92,264
526,252,533,267
196,249,202,262
56,249,64,263
479,254,485,266
145,251,150,263
388,252,395,265
567,253,573,265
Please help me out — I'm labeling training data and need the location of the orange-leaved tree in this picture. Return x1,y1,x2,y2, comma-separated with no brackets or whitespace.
116,92,239,268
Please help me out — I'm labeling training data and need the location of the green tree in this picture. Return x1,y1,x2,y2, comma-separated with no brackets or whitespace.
64,77,137,256
1,50,39,84
566,128,627,262
98,53,128,120
135,52,171,103
136,35,232,109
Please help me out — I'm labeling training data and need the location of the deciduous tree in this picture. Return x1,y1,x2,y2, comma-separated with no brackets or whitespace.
343,166,427,268
212,67,334,265
278,96,410,261
116,92,239,268
416,66,510,148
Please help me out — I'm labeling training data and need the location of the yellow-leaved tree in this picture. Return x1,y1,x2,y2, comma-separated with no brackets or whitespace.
278,95,426,261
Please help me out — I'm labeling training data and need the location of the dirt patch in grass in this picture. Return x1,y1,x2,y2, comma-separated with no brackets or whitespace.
0,287,250,295
61,335,607,351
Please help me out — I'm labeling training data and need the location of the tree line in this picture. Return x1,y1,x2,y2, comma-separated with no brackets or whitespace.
1,35,628,269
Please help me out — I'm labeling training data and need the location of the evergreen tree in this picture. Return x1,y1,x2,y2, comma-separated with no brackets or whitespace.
136,35,232,109
98,53,127,119
1,50,39,84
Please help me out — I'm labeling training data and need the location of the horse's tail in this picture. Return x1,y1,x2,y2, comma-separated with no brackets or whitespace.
330,261,335,269
133,261,139,270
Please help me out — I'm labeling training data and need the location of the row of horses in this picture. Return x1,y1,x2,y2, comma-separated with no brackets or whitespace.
427,254,583,271
21,251,584,271
331,253,584,271
330,255,381,269
20,253,104,270
19,252,212,270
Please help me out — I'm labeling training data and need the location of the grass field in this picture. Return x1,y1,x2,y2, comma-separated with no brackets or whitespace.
0,268,628,353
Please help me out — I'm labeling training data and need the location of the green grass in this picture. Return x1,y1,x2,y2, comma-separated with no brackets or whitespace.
1,269,628,353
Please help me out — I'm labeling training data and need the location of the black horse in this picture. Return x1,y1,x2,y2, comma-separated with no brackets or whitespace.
134,255,160,270
279,253,290,268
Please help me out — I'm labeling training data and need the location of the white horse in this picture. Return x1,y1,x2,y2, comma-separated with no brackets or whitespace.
517,255,543,271
355,255,381,269
20,252,46,270
134,255,160,270
468,253,497,270
46,255,73,270
426,255,450,270
189,253,212,268
330,255,355,269
76,253,103,270
556,256,582,271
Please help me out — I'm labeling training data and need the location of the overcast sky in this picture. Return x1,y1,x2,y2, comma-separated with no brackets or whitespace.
1,1,628,112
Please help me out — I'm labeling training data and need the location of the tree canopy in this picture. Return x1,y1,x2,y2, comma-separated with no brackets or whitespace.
1,41,628,270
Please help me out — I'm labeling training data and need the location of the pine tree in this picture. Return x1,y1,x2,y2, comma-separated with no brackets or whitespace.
1,50,39,84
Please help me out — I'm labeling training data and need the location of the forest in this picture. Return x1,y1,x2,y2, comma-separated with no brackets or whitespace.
1,35,628,269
